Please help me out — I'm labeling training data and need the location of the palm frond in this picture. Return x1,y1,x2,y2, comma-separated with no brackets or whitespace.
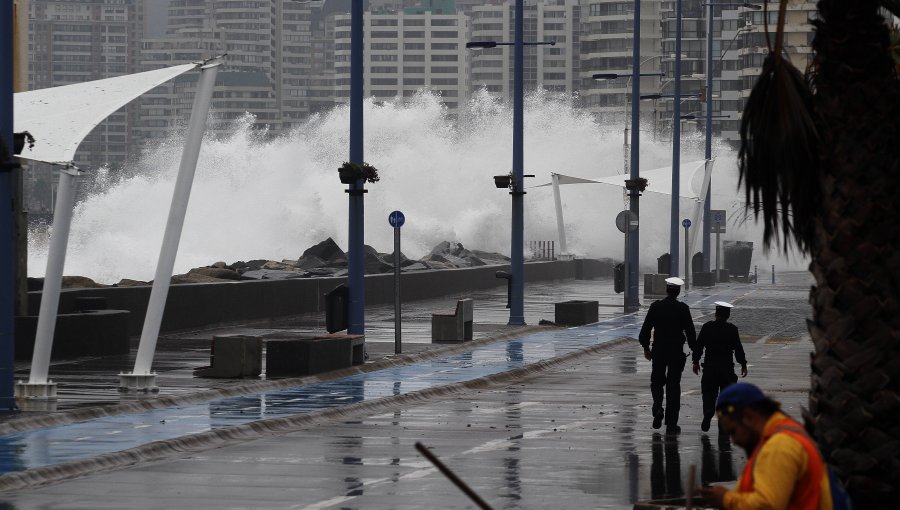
738,0,822,254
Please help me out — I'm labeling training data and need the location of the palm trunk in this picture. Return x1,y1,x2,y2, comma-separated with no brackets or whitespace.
806,1,900,506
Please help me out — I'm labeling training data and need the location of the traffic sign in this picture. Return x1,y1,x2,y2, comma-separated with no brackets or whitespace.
682,218,691,228
389,210,405,228
615,210,638,233
710,209,726,234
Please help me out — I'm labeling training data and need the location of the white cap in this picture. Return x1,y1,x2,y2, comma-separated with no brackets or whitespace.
714,301,734,308
665,277,685,286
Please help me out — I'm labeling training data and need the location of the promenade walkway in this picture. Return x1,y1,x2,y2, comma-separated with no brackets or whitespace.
0,271,814,509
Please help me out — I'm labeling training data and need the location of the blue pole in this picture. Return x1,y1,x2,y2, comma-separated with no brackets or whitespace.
509,0,525,325
1,0,18,411
702,2,713,272
347,0,365,335
626,0,640,309
669,0,682,276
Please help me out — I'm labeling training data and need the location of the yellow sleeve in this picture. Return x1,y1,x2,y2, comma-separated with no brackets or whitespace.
723,434,808,510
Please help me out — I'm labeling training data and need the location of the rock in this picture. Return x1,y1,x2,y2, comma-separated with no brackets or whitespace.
115,279,150,287
211,261,227,269
262,260,298,271
170,273,230,284
362,244,393,274
423,241,486,268
61,276,106,289
240,269,310,280
297,238,347,269
471,250,510,265
401,262,430,272
188,267,243,280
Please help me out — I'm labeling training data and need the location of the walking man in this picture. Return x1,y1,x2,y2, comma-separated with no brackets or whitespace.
693,301,748,432
638,277,697,434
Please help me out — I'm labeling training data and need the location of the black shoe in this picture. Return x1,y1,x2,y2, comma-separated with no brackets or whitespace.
652,410,664,429
701,417,711,432
666,425,681,434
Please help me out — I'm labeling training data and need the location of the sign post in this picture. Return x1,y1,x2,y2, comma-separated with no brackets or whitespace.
682,218,691,289
389,211,405,354
710,210,726,284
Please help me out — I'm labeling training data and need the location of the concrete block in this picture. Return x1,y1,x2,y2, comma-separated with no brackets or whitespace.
431,298,474,342
643,274,670,297
693,272,716,287
555,300,599,326
195,335,263,378
266,336,354,377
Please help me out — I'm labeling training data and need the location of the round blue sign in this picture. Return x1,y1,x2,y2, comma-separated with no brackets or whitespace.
389,210,405,228
682,218,692,228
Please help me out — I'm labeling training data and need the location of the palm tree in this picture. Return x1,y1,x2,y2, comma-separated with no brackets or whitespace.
738,0,899,506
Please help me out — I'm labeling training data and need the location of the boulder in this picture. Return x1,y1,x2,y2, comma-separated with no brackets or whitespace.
262,260,298,271
188,266,243,280
114,279,150,287
423,241,486,268
61,276,106,289
297,238,347,269
240,269,310,280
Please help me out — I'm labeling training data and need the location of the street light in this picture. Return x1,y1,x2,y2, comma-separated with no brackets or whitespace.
466,1,554,326
700,2,760,275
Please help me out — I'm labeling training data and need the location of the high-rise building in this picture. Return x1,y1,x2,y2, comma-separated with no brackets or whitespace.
332,2,470,112
578,0,662,125
28,0,145,169
468,1,580,102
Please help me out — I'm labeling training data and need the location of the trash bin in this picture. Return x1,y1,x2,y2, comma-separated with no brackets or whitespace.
614,263,624,294
325,284,349,333
724,241,753,279
657,253,671,275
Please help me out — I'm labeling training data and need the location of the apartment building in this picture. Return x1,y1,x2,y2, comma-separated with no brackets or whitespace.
469,0,580,102
655,0,815,145
28,0,145,169
578,0,663,124
331,2,470,111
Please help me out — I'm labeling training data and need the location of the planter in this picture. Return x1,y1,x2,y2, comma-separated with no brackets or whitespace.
338,169,358,184
554,300,599,326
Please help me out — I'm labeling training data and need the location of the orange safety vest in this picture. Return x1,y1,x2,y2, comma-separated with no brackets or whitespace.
739,416,825,510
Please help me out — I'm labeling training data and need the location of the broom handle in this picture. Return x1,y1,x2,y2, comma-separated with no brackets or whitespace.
415,442,494,510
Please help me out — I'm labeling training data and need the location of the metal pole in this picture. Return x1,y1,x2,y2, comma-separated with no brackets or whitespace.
702,1,713,272
393,226,401,354
684,224,690,290
0,4,18,409
123,60,220,388
772,265,775,285
669,0,683,276
626,0,641,309
347,0,366,335
26,167,79,387
509,0,525,325
715,231,721,283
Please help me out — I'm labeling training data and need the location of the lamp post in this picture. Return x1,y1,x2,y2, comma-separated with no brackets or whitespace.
700,2,760,274
467,1,554,326
670,0,683,278
593,70,663,309
1,2,17,411
347,0,365,335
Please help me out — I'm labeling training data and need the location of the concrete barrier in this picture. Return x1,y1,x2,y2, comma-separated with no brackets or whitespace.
14,310,131,361
25,259,615,337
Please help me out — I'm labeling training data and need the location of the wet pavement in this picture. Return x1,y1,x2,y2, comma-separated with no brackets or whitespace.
0,271,815,509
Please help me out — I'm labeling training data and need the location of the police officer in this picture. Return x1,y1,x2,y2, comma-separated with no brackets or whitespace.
638,276,697,434
692,301,747,432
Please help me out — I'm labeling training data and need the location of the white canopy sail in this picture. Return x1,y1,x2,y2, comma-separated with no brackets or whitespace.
13,63,197,165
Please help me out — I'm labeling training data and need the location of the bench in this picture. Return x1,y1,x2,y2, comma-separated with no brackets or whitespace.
194,335,263,378
265,333,365,377
431,298,474,342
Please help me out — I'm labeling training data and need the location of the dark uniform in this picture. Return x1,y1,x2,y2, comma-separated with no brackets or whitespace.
639,293,697,431
693,317,747,430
